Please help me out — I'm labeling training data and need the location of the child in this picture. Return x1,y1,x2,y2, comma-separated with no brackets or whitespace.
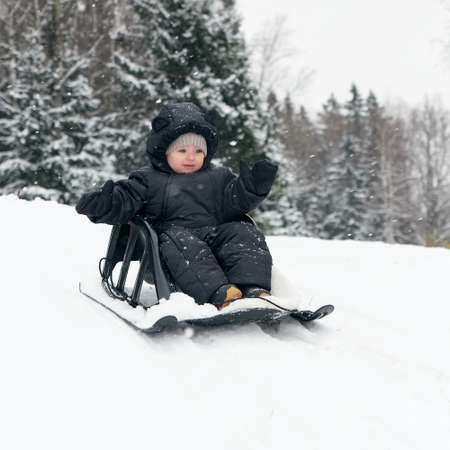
76,102,278,310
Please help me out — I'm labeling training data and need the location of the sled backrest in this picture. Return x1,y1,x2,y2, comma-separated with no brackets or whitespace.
100,216,171,306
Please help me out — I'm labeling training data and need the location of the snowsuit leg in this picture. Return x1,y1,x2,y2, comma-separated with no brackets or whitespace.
159,222,272,305
199,221,272,292
159,226,229,304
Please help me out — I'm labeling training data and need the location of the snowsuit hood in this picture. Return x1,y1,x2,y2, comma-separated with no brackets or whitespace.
146,102,219,173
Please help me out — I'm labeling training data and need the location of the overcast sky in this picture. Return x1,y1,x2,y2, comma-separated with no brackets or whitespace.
236,0,450,111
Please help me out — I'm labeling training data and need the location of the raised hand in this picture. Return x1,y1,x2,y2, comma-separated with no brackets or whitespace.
75,180,114,217
240,159,278,195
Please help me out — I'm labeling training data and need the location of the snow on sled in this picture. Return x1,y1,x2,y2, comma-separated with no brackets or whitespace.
78,216,334,334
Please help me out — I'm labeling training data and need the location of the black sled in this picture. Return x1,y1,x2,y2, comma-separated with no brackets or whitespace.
79,216,334,334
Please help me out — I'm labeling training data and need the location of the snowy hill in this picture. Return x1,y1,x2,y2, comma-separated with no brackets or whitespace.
1,195,449,450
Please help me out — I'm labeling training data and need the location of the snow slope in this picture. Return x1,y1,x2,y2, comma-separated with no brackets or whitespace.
1,195,449,450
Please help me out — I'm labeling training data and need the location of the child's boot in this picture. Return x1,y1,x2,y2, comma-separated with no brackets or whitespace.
211,284,243,310
241,286,271,299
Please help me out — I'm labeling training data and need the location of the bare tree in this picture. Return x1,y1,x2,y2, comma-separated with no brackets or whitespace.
73,0,120,100
440,0,450,67
406,101,450,245
0,1,34,85
248,15,314,101
377,110,417,243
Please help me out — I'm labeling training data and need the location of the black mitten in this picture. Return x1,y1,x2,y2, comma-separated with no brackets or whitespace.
75,180,114,217
240,159,278,195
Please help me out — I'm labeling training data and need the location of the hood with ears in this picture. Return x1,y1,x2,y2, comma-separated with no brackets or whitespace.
146,102,219,173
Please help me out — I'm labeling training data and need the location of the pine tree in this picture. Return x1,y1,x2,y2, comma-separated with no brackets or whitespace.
321,85,369,240
318,95,346,157
315,95,343,238
0,28,60,200
364,91,385,239
0,4,115,202
323,136,365,239
108,0,159,173
255,91,309,235
54,39,118,203
292,106,325,235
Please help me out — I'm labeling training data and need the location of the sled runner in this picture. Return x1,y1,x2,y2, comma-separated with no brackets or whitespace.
79,216,334,334
171,304,334,329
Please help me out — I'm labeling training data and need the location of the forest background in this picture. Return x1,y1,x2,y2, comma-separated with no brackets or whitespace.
1,0,449,248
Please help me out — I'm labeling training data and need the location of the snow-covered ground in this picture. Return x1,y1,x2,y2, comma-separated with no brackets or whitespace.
1,195,449,450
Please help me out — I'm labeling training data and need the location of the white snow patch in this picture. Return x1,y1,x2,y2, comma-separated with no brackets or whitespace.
1,194,449,450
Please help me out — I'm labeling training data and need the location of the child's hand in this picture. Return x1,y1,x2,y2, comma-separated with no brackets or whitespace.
75,180,114,217
240,159,278,195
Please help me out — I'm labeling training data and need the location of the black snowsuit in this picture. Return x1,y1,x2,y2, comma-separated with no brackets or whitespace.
76,103,277,306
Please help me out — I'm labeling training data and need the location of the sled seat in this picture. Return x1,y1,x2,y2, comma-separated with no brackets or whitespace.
99,215,256,308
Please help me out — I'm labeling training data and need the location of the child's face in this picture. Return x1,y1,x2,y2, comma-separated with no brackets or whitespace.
166,144,205,173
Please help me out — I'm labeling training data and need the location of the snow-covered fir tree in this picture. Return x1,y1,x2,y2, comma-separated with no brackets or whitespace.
272,94,324,236
255,91,310,235
316,94,346,238
108,0,160,173
364,91,385,240
318,95,346,162
0,5,115,203
54,37,118,203
0,27,61,200
280,95,303,178
322,137,367,239
290,105,325,236
322,85,370,240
